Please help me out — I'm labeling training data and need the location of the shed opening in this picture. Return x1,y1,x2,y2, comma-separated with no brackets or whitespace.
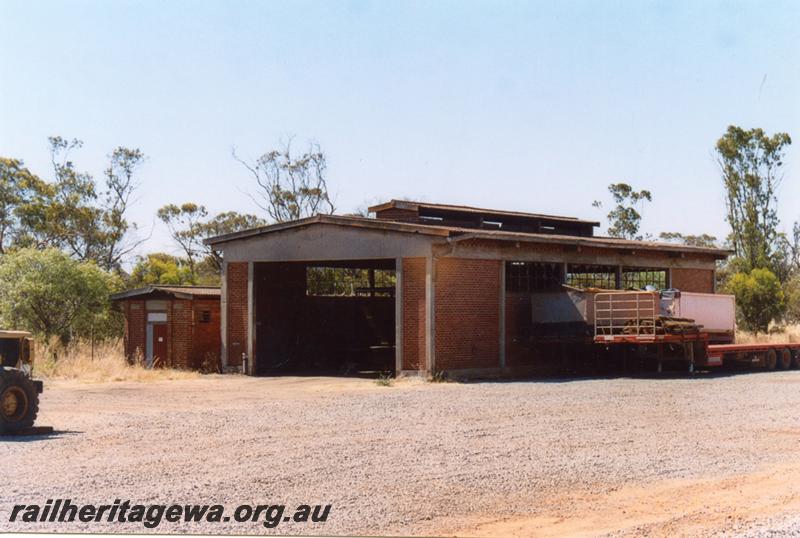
253,260,396,377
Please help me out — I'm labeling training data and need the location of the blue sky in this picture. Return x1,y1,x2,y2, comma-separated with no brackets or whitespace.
1,0,798,259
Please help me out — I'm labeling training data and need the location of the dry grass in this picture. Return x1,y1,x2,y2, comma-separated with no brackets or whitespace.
29,325,800,383
736,324,800,344
34,339,199,383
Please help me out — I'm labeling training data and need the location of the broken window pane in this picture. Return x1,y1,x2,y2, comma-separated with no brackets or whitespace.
621,268,667,290
505,262,564,292
566,264,616,289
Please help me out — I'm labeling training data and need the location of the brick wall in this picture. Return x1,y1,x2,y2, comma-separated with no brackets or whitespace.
226,262,249,366
120,297,221,370
168,300,192,368
402,258,427,371
671,268,714,293
192,299,222,370
122,302,131,357
435,258,501,371
125,300,146,361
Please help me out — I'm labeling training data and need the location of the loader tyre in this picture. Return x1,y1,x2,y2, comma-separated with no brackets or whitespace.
779,348,792,370
0,369,39,434
765,349,777,371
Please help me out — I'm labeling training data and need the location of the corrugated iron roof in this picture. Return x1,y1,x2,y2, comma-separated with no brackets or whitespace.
204,214,730,258
204,214,452,245
367,199,601,226
446,229,732,257
110,285,221,301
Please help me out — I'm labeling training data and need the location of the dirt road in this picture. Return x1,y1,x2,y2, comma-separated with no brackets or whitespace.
3,372,800,536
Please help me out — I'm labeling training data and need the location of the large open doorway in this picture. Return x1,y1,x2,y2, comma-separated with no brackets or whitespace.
253,259,396,376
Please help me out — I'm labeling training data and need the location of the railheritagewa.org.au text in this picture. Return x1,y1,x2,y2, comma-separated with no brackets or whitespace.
9,499,331,529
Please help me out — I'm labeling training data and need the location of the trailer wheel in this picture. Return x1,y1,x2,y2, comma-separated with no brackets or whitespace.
0,369,39,434
765,349,777,371
779,348,792,370
793,350,800,370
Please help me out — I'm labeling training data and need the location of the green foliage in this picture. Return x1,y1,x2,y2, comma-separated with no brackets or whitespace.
658,232,718,248
158,203,264,281
593,183,652,240
0,248,122,345
99,146,146,270
157,203,209,279
771,222,800,284
1,137,145,271
0,157,52,253
233,140,335,222
306,266,395,296
44,136,103,262
716,125,792,274
128,253,195,287
784,274,800,324
724,268,785,334
198,211,265,272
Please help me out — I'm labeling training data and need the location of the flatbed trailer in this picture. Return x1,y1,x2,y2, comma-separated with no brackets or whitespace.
592,291,800,373
706,342,800,370
594,332,709,372
594,334,800,371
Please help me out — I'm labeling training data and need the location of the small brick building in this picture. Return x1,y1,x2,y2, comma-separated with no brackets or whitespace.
204,200,729,378
111,286,221,370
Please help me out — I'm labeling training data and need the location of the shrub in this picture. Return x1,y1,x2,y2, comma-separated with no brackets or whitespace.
375,371,393,387
429,370,450,383
783,274,800,324
0,248,122,344
724,268,785,334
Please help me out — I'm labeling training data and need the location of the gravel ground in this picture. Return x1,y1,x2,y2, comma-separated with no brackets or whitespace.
724,517,800,537
3,371,800,536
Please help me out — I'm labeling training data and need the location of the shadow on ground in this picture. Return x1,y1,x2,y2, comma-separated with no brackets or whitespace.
0,429,82,442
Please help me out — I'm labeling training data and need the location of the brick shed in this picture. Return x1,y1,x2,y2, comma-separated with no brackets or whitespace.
205,200,729,378
111,286,221,370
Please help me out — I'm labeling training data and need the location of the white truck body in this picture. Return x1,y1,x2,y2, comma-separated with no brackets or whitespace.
663,292,736,334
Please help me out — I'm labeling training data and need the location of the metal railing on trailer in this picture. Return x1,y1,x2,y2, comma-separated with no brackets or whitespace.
593,290,800,373
594,291,660,339
593,290,706,372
